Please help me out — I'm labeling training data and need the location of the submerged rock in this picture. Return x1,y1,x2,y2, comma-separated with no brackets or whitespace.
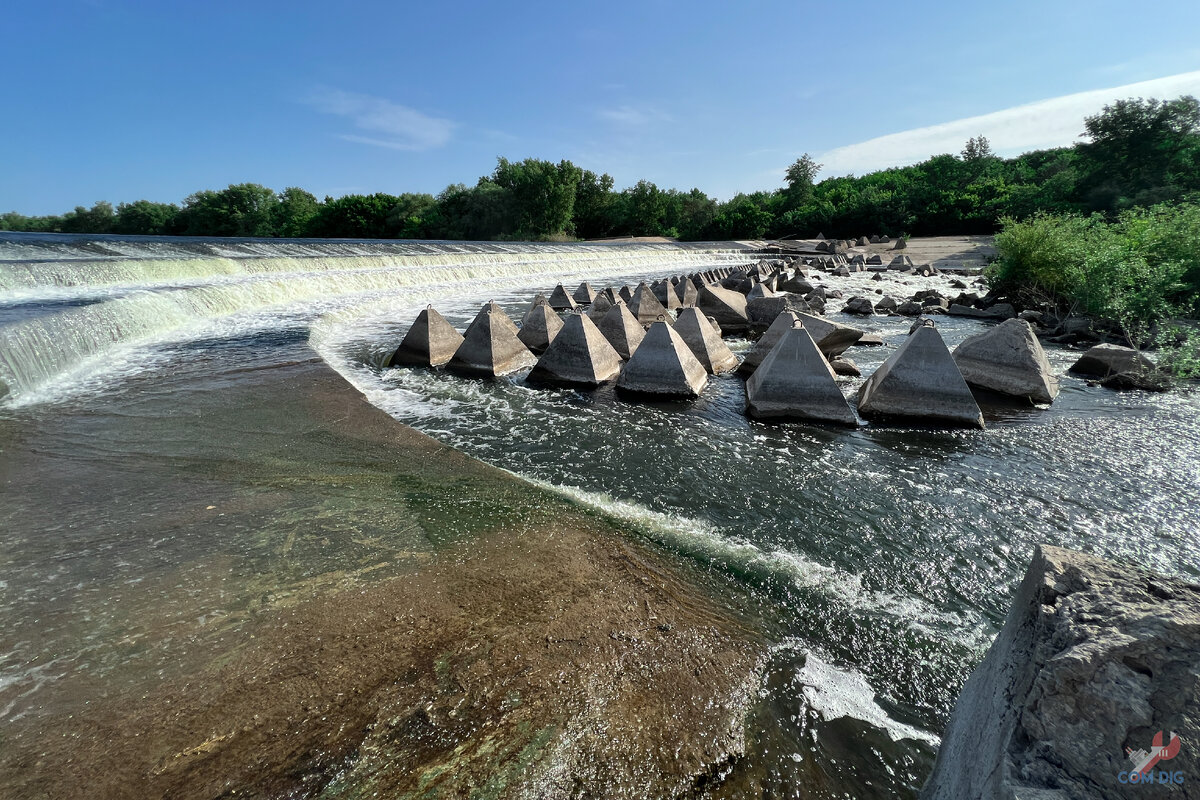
596,300,646,360
745,325,858,425
674,308,739,374
857,323,984,428
527,314,622,388
1070,344,1167,390
387,306,465,368
447,301,537,377
616,322,708,398
518,298,565,355
953,318,1059,404
922,544,1200,800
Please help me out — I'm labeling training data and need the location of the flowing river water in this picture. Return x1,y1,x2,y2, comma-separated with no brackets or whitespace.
1,233,1198,798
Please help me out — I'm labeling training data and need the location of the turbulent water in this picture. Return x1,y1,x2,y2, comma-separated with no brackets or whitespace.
3,233,1198,797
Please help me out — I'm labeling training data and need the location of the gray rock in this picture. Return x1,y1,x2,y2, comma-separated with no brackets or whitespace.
953,319,1059,404
527,313,622,387
674,308,739,374
388,305,464,368
842,296,875,315
745,325,858,425
829,357,861,377
1070,344,1167,390
1018,309,1044,325
447,301,538,377
875,296,898,313
896,300,924,316
857,323,984,428
922,544,1200,800
616,322,708,398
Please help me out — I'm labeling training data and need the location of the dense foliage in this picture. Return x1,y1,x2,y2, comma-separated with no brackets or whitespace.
4,96,1198,244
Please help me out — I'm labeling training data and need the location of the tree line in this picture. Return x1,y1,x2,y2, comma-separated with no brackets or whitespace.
4,96,1198,242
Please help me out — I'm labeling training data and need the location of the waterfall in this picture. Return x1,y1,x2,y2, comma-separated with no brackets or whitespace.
0,233,750,403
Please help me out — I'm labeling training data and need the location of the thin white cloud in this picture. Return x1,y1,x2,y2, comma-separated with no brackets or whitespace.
813,70,1200,176
304,87,455,151
596,105,670,127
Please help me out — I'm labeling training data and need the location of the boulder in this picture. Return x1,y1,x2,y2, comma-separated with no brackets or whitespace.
447,301,538,377
628,282,671,325
738,311,801,375
518,299,565,354
795,312,865,357
1069,344,1167,390
674,308,739,374
857,323,984,428
596,300,646,360
953,319,1059,404
895,300,924,316
387,305,464,368
745,325,858,425
922,544,1200,800
616,322,709,398
527,313,622,388
829,357,860,377
842,296,875,315
875,296,898,313
548,284,578,311
697,284,751,333
572,282,598,305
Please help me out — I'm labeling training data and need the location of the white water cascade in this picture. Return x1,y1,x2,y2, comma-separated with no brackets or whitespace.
0,234,750,403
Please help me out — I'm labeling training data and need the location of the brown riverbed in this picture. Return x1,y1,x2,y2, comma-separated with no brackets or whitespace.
0,356,768,799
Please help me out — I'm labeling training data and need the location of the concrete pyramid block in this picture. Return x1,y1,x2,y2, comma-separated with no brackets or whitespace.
587,291,614,321
447,301,537,377
628,282,670,325
597,300,646,360
745,326,857,425
616,321,709,398
599,287,619,305
527,314,622,388
387,305,464,368
739,311,801,375
618,285,634,304
795,312,864,357
697,284,750,333
857,323,984,428
675,278,699,307
674,308,739,374
548,284,578,310
519,298,565,355
572,282,598,305
953,318,1059,404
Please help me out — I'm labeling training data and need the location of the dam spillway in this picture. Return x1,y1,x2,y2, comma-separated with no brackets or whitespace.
1,232,1198,798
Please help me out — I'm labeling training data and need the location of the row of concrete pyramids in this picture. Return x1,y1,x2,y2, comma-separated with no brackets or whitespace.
388,264,1057,426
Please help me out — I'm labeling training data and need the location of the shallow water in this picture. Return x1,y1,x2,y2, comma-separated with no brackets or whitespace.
2,233,1198,798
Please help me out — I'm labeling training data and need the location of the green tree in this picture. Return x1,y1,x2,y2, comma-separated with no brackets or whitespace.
573,170,618,239
490,157,582,239
783,153,822,208
272,188,319,238
961,135,994,161
306,193,402,239
113,200,180,235
179,183,280,237
61,202,116,234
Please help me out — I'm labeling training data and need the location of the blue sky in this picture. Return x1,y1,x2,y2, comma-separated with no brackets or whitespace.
4,0,1200,214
